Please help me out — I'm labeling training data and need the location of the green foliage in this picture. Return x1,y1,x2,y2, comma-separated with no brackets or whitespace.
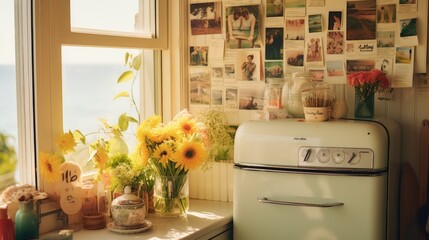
0,132,17,175
107,153,145,192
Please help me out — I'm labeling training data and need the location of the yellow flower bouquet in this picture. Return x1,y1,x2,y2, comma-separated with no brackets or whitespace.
135,111,207,216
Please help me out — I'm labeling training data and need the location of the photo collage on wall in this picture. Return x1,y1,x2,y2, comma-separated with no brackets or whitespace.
187,0,420,124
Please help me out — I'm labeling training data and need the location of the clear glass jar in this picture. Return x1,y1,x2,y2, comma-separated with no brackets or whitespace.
287,71,311,118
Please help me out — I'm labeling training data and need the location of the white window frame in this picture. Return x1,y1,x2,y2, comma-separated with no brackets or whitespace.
34,0,168,189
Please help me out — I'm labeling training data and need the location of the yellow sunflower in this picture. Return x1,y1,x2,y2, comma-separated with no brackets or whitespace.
135,142,150,165
56,131,76,154
173,140,206,172
153,143,174,167
39,151,62,183
176,117,198,136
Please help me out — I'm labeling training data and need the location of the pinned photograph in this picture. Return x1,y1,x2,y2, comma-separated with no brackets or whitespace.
225,5,261,49
377,31,395,48
346,59,375,75
189,68,211,105
326,61,345,77
190,2,222,35
285,18,305,40
190,46,209,66
224,63,236,81
265,28,283,60
400,18,417,37
328,11,342,30
286,49,304,67
239,87,265,110
211,66,224,80
346,1,376,40
306,36,323,63
284,0,306,16
265,61,284,79
211,87,223,106
327,31,343,55
236,50,261,81
225,87,239,109
266,0,284,17
346,43,355,55
377,4,396,24
396,47,413,64
309,69,325,82
308,14,323,33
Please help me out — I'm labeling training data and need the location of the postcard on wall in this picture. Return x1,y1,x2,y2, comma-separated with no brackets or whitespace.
265,61,284,79
265,28,284,60
326,31,344,55
238,84,265,110
355,41,376,56
398,18,418,46
346,1,376,41
346,58,375,75
345,42,356,56
377,4,396,25
307,67,325,82
235,50,262,82
398,0,417,13
225,5,262,49
305,36,324,65
286,48,305,72
307,0,325,7
189,2,222,36
376,57,393,77
326,60,346,84
284,0,306,17
308,14,323,33
285,17,305,41
207,39,224,60
377,31,395,55
225,86,239,110
189,67,211,105
224,63,236,82
392,46,414,88
190,46,209,66
328,11,342,31
211,64,224,83
266,0,284,18
211,86,224,107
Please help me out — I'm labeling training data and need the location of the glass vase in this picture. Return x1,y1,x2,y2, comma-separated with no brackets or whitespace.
154,174,189,217
354,90,374,118
15,200,39,240
331,84,348,119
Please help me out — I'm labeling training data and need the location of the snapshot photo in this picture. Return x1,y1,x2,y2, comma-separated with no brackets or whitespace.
235,50,261,81
399,18,417,37
328,11,342,31
306,36,323,63
211,88,223,106
327,31,344,55
286,49,304,67
346,59,375,75
239,87,264,110
265,28,284,60
190,46,209,66
225,87,239,109
190,2,222,35
224,63,235,80
225,5,261,49
395,47,413,64
377,4,396,24
266,0,284,17
308,14,323,33
309,69,324,82
285,18,305,40
346,1,376,40
189,68,211,105
265,61,284,79
377,31,395,48
326,61,345,77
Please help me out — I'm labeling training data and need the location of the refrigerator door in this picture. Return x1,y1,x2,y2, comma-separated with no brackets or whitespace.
233,168,387,240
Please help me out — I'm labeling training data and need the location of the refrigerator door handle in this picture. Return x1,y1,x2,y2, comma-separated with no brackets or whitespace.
257,196,344,208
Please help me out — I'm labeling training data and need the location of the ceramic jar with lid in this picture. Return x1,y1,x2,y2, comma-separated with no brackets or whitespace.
111,186,146,227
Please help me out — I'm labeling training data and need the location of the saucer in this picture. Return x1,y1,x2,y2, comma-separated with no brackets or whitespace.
107,220,152,234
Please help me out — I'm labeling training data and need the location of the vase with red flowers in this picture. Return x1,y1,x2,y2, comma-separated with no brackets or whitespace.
347,69,389,118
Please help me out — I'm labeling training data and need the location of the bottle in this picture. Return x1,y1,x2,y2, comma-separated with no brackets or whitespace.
0,204,14,240
15,198,39,240
287,71,312,118
82,181,97,215
331,84,348,119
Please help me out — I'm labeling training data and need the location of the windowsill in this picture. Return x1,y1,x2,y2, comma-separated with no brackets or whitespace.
42,199,233,240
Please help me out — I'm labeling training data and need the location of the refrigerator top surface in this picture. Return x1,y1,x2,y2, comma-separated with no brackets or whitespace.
233,118,396,170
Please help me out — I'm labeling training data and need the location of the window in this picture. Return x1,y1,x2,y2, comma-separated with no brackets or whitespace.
35,0,167,184
0,0,18,190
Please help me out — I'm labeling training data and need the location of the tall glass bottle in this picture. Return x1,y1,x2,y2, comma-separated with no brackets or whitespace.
331,84,348,119
15,199,39,240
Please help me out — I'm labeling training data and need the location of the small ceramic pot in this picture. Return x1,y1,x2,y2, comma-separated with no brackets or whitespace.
111,186,146,227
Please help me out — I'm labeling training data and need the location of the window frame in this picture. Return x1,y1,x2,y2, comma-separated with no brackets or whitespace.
34,0,167,189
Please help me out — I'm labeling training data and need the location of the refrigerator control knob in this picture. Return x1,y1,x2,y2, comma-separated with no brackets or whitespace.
317,150,330,163
332,150,345,164
348,152,361,165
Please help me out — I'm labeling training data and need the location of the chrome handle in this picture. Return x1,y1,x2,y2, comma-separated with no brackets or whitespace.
257,197,344,208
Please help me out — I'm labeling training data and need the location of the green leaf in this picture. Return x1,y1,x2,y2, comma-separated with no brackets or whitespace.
113,91,130,100
118,113,129,131
132,54,141,71
98,118,111,130
72,130,86,145
111,128,123,137
125,52,130,66
127,116,138,123
117,71,134,83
